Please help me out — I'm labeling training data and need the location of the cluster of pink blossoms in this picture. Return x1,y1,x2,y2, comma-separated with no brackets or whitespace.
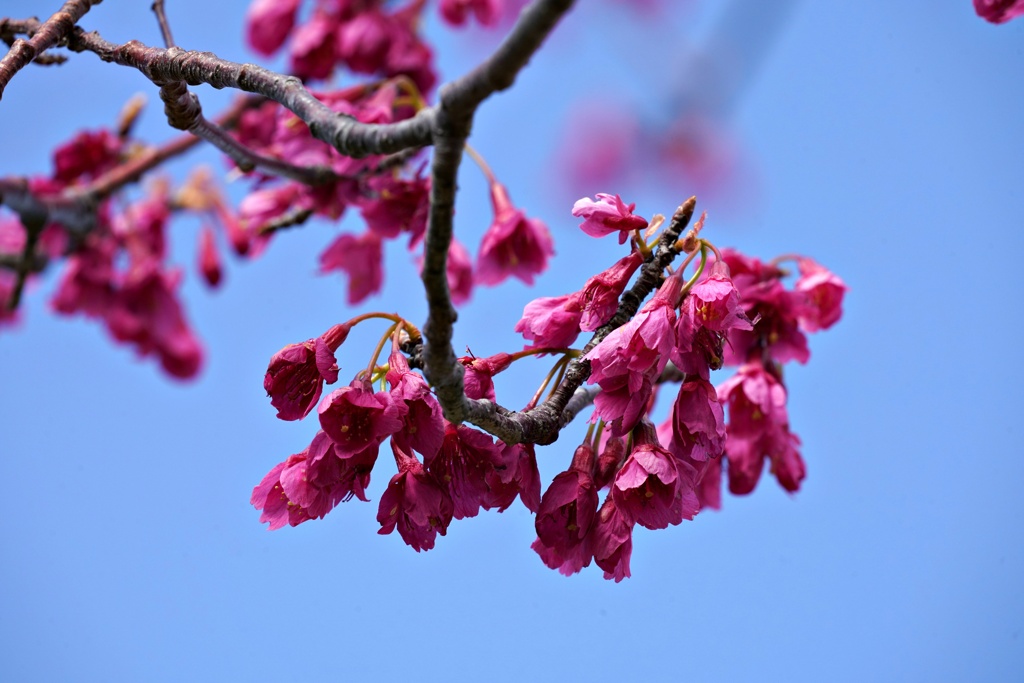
253,192,846,581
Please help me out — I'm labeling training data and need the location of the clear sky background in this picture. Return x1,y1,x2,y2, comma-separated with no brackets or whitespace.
1,1,1022,681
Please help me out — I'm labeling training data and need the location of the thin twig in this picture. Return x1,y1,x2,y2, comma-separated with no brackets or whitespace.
0,0,102,100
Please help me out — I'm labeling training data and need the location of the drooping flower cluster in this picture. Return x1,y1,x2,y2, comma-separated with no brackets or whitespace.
251,194,846,582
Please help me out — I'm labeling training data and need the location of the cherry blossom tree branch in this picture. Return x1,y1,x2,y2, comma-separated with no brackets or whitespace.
419,0,576,424
458,198,697,445
0,0,101,100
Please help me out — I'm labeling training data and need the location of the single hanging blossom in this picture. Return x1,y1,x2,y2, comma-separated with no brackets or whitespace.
319,230,384,305
460,352,513,402
514,293,583,349
592,496,634,582
974,0,1024,23
476,180,554,286
264,323,350,421
245,0,301,56
484,442,542,513
531,443,599,576
197,225,223,288
578,250,644,332
611,422,699,530
794,257,847,333
377,441,454,551
572,193,648,244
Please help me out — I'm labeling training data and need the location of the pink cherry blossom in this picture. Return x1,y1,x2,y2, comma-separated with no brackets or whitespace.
319,231,384,305
264,323,350,421
197,225,222,288
592,496,633,582
52,129,121,185
460,352,512,402
513,293,583,349
612,422,699,529
673,260,752,379
593,434,626,490
571,193,648,244
586,275,681,434
795,257,847,332
359,172,429,244
245,0,301,57
386,345,445,460
476,181,554,286
578,250,643,332
427,423,505,519
336,11,393,75
377,441,454,551
669,378,726,462
717,361,805,495
532,443,598,576
445,238,475,305
318,378,405,458
485,442,542,513
975,0,1024,23
439,0,501,26
289,11,338,81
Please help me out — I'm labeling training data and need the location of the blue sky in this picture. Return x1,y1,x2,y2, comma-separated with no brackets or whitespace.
1,1,1022,681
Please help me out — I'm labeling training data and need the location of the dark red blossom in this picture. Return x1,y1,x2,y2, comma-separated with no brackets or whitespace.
318,378,405,458
485,442,542,513
717,361,805,495
578,251,643,332
592,496,634,582
52,129,121,185
386,345,445,460
197,226,223,288
427,423,505,519
377,442,454,551
264,323,350,421
975,0,1024,23
460,352,513,402
532,443,599,576
612,422,699,530
476,181,554,286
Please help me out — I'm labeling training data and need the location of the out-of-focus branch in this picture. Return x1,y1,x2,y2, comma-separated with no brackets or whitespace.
0,0,102,100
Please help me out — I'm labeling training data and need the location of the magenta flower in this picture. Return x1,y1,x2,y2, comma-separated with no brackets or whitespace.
571,193,648,244
795,257,847,332
288,11,338,81
446,238,475,305
975,0,1024,23
440,0,501,26
717,361,805,495
476,181,554,286
197,225,222,288
336,11,394,76
578,251,643,332
514,293,583,349
720,249,809,366
593,434,626,490
485,442,542,513
427,423,505,519
359,173,429,244
245,0,300,57
592,496,634,582
612,422,699,529
532,443,599,576
460,352,512,402
251,431,379,530
318,378,405,458
264,323,350,421
673,260,752,379
377,441,454,551
319,230,384,305
586,275,681,434
386,346,445,460
669,378,726,463
52,129,121,185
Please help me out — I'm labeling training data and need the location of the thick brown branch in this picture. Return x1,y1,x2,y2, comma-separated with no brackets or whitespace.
0,0,102,100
